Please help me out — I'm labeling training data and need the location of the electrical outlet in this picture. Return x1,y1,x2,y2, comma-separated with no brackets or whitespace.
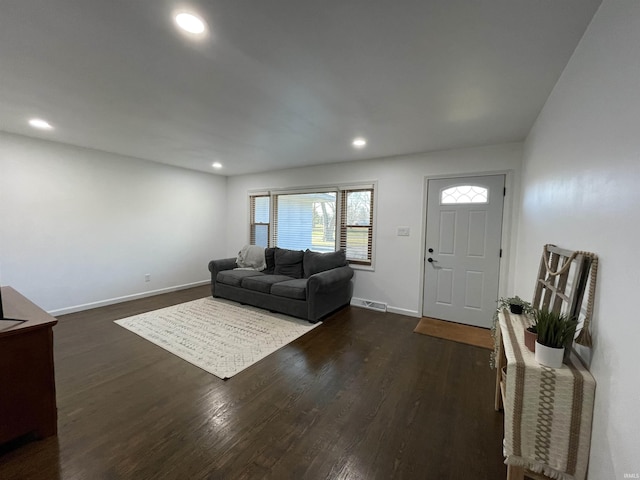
145,274,151,282
397,226,410,236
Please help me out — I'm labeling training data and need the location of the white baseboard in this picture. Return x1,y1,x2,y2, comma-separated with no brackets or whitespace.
48,280,210,316
350,297,420,318
387,306,421,318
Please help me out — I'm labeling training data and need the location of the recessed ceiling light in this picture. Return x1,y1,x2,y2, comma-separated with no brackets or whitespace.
212,162,222,169
352,137,367,148
28,118,54,130
174,12,207,35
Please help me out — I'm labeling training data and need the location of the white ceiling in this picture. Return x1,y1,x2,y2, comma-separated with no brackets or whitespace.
0,0,601,176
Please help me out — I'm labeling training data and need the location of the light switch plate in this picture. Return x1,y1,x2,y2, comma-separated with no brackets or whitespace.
397,226,410,236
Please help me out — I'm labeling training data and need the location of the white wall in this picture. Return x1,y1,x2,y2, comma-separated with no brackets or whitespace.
226,143,522,317
0,132,227,314
516,1,640,477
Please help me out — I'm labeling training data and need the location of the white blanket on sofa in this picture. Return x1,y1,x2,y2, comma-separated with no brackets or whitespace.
235,245,266,271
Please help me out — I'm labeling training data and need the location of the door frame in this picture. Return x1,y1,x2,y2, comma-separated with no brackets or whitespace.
419,169,517,318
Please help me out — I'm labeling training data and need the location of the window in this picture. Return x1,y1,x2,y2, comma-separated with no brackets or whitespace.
273,192,337,252
440,185,488,204
248,184,375,266
339,188,373,265
249,194,270,247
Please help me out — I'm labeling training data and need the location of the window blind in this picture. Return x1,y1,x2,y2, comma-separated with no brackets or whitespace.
249,184,374,266
339,187,374,265
249,194,270,247
272,192,337,252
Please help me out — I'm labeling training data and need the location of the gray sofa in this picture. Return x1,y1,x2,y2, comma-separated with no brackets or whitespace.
208,247,354,323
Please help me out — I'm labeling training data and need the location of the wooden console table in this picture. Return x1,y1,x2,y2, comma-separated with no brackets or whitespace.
0,286,58,445
494,309,595,480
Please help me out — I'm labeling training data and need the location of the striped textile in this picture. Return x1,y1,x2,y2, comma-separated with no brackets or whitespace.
499,310,596,480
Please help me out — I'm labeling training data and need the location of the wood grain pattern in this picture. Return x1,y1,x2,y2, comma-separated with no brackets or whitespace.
0,287,58,445
0,286,506,479
414,316,494,350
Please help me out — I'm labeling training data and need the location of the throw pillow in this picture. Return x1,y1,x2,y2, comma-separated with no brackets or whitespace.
273,248,304,279
303,249,347,278
264,247,276,274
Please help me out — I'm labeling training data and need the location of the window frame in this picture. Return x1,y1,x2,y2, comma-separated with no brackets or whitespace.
339,187,374,266
249,193,270,247
248,183,375,268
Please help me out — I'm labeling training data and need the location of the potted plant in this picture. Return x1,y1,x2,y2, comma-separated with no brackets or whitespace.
524,317,537,353
497,296,534,315
534,309,578,368
509,297,525,314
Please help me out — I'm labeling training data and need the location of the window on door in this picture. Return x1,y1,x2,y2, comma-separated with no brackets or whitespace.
440,185,489,204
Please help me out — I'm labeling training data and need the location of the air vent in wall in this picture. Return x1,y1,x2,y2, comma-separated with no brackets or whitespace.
352,298,388,312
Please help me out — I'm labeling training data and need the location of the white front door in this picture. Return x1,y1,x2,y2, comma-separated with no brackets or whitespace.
423,175,505,328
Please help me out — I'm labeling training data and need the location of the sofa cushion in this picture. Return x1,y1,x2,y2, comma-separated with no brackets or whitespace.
303,249,347,278
274,248,304,279
217,270,264,287
264,247,276,274
271,279,308,301
241,274,294,294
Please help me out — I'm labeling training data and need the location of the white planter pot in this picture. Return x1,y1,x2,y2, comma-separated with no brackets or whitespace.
534,341,564,368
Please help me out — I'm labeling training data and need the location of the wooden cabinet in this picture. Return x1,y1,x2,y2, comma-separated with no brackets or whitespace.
0,287,57,445
494,309,595,480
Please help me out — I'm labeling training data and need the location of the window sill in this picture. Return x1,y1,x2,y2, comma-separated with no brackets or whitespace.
349,263,374,272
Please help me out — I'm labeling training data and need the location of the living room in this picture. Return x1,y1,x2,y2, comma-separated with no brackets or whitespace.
1,1,639,478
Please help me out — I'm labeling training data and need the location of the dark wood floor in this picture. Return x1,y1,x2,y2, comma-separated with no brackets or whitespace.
0,286,506,479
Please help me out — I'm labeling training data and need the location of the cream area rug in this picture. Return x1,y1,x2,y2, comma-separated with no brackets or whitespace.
115,297,321,379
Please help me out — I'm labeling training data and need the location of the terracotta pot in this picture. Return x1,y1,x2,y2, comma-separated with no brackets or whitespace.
524,328,537,352
534,341,564,368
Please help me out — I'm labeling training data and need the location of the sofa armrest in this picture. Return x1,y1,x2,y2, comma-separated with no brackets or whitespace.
208,257,237,274
208,257,238,297
307,265,354,294
306,265,354,322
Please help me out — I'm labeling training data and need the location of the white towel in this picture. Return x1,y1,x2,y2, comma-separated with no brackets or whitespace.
235,245,266,271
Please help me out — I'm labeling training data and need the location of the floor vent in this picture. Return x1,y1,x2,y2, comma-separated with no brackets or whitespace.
353,298,388,313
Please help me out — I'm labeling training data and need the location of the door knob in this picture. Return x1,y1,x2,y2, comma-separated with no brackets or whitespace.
428,248,434,253
428,257,434,263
